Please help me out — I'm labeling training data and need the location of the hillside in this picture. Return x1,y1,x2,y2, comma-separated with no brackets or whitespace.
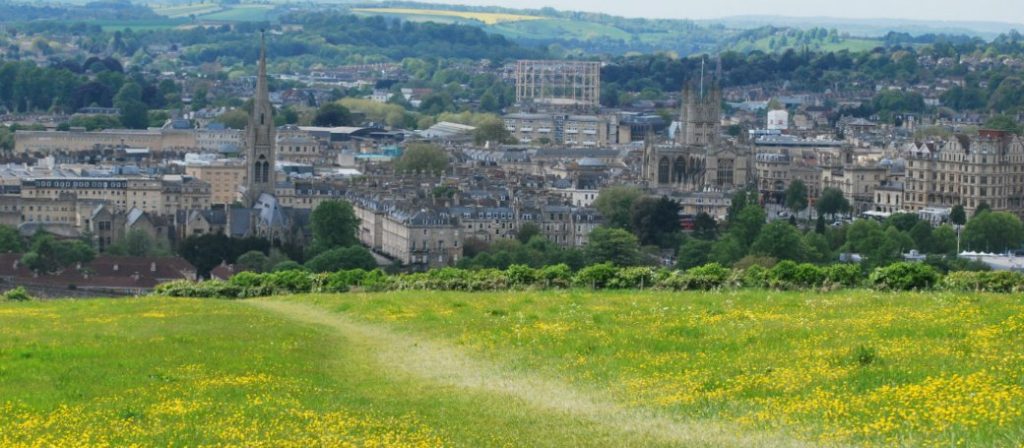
3,290,1023,446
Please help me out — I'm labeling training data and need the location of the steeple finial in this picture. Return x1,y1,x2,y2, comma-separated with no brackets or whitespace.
699,57,705,100
259,30,266,80
715,54,722,84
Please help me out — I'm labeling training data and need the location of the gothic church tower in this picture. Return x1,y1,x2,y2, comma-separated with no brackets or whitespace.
677,58,722,148
245,31,276,205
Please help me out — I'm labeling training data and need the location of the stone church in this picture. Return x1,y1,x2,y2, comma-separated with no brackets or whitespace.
644,60,751,192
238,33,305,244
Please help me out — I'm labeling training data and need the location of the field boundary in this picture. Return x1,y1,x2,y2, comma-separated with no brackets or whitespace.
248,299,807,448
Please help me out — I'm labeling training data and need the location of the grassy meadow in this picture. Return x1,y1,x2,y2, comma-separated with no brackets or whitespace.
2,290,1024,446
350,8,542,26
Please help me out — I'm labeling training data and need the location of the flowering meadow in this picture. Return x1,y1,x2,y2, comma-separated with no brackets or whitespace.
290,290,1024,447
2,290,1023,447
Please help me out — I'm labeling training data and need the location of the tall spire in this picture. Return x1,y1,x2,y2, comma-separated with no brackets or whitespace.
699,57,705,100
245,30,276,206
255,30,268,112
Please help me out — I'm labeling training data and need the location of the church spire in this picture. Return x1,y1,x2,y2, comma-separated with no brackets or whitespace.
256,31,268,109
245,30,276,206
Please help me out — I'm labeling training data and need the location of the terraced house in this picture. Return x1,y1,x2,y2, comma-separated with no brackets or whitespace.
904,130,1024,217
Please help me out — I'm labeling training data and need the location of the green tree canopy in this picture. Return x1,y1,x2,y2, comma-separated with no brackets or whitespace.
21,234,95,274
677,237,713,269
305,246,377,273
313,102,353,127
751,220,805,261
816,187,850,219
585,227,646,266
950,205,967,226
963,211,1024,252
516,222,541,244
983,114,1023,135
784,179,808,213
395,143,449,175
310,200,360,254
693,212,717,240
114,81,148,129
473,116,515,145
630,196,681,248
0,225,23,253
728,204,766,249
235,250,270,273
593,186,644,230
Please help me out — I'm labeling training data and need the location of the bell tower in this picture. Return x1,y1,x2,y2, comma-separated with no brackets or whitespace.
677,57,722,148
245,31,276,205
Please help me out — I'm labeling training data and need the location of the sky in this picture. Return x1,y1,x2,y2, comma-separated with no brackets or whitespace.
428,0,1024,24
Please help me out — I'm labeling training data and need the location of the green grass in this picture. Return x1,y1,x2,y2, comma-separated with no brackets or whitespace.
91,19,184,32
3,290,1024,446
728,36,885,53
196,5,275,22
153,2,222,19
489,19,632,42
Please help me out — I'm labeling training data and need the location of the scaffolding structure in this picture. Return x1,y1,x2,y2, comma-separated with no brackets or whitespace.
514,60,600,108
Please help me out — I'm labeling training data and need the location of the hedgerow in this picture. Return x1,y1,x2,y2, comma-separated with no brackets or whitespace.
152,261,1024,298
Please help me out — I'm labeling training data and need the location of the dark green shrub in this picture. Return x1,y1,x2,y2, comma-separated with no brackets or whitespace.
359,269,391,291
468,268,508,291
319,271,353,293
153,280,241,299
868,262,939,291
573,263,618,289
228,271,273,298
792,263,826,288
3,286,32,301
610,266,657,289
739,265,770,288
271,261,304,272
767,260,800,289
682,263,731,290
265,270,314,294
942,271,1024,293
430,267,475,290
505,264,539,288
852,344,877,366
660,263,732,290
539,263,572,288
823,264,862,289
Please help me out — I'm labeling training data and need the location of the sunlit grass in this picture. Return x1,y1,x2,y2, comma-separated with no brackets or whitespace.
284,289,1024,447
351,8,542,25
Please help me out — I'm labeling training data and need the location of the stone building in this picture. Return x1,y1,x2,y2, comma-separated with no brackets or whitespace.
184,159,246,206
904,130,1024,217
645,67,751,192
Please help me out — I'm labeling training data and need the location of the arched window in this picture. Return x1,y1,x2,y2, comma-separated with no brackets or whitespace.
255,155,267,183
658,157,670,184
673,157,686,183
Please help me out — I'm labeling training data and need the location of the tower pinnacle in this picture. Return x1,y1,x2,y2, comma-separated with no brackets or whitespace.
245,31,276,206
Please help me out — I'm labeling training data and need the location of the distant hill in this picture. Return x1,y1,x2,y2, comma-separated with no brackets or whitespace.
709,15,1024,41
341,2,1020,55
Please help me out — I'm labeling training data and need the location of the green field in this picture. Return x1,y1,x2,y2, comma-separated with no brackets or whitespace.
490,19,632,42
197,5,275,22
2,290,1023,446
92,18,184,32
153,2,222,19
729,36,885,53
